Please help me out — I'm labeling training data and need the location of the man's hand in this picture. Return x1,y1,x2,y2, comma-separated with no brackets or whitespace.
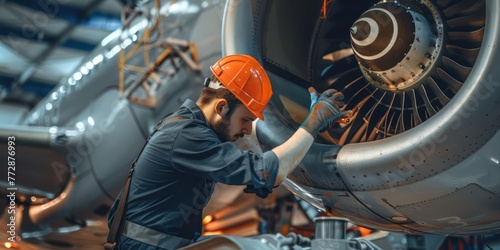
300,87,350,137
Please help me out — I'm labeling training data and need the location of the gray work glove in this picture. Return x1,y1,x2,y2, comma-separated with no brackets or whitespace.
300,87,349,137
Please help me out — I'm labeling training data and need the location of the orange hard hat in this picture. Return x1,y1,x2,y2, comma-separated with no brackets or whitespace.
210,54,273,120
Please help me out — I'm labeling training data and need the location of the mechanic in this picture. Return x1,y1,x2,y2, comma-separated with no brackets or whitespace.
107,54,348,249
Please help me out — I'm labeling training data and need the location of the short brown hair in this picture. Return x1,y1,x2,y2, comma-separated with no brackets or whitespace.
198,76,242,117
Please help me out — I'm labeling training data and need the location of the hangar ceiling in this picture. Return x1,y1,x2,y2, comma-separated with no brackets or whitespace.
0,0,135,104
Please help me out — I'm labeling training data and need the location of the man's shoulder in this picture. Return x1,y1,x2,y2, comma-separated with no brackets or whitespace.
158,115,211,137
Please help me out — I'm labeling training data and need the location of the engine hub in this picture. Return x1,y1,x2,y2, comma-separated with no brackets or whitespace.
350,0,443,92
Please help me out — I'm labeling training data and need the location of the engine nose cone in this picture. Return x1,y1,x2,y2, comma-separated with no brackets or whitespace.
350,1,443,92
350,20,372,42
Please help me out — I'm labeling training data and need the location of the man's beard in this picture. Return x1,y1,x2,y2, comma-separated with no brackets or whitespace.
213,117,232,142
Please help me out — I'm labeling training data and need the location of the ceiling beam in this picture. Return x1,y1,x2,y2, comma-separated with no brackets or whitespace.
0,73,54,97
8,0,106,92
0,24,96,52
5,0,122,31
116,0,140,9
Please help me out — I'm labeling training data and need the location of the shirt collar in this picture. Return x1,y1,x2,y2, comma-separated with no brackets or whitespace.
180,99,207,124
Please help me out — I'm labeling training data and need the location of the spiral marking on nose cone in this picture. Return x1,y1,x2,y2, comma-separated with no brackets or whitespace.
349,0,442,92
351,17,379,47
352,8,398,61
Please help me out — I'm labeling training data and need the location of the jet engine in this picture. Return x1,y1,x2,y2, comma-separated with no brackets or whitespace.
223,0,500,235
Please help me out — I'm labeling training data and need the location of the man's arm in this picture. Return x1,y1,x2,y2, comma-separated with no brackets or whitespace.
272,128,314,184
271,88,346,185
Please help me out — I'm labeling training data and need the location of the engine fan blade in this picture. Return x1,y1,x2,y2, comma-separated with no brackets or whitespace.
385,111,397,138
408,89,424,126
342,80,371,110
435,0,457,9
445,45,480,67
437,68,463,94
317,67,361,92
448,28,484,48
343,93,374,143
350,122,368,143
365,91,386,140
442,56,472,82
398,93,407,133
443,0,484,19
378,93,397,139
364,92,397,140
322,48,354,63
426,77,451,107
418,84,438,117
446,9,485,31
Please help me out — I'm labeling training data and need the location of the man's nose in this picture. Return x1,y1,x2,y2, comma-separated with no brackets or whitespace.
242,123,252,135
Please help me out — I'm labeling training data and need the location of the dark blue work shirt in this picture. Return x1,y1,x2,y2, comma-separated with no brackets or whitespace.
108,99,279,249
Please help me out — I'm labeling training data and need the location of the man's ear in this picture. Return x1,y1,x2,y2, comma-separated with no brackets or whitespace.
216,99,229,117
220,106,229,118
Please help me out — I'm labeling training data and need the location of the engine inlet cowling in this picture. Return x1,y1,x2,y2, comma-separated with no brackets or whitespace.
350,1,443,92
